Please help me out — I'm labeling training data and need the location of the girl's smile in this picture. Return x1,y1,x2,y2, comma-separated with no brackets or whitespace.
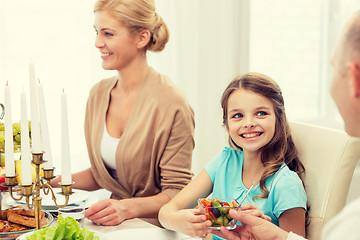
241,131,263,139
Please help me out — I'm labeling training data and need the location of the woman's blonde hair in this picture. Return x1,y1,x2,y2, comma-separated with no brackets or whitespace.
221,72,305,199
94,0,169,52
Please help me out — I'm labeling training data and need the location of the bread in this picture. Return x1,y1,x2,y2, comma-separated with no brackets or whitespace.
7,213,47,228
0,220,11,232
0,206,24,220
0,206,47,231
0,219,31,232
18,208,45,219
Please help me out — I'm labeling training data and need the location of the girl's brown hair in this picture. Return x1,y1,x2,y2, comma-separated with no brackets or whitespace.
221,72,305,199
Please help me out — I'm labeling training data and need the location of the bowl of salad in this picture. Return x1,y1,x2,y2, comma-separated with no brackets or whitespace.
198,198,239,230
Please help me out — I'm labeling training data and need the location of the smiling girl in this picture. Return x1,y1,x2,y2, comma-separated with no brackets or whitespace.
159,73,307,239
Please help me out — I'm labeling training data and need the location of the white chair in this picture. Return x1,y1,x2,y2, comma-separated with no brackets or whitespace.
290,121,360,240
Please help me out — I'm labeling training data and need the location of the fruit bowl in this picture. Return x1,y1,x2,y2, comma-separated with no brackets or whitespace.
198,198,238,230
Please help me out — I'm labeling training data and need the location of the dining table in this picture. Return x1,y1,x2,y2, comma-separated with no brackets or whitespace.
1,190,202,240
81,217,201,240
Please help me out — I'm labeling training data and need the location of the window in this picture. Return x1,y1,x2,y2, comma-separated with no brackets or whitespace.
249,0,360,129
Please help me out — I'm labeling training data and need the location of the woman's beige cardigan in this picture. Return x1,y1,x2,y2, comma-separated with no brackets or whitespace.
84,68,194,200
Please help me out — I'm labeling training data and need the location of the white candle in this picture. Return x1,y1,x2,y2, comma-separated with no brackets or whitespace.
21,89,32,185
37,80,53,169
29,60,42,153
61,90,72,184
4,82,15,177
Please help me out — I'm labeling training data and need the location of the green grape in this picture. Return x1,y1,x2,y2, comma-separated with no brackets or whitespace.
0,131,4,142
12,122,20,136
0,153,4,167
0,123,4,131
14,133,21,143
15,121,21,133
14,145,21,153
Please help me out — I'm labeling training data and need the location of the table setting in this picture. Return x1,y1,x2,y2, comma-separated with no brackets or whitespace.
6,188,99,217
0,61,204,239
0,190,202,240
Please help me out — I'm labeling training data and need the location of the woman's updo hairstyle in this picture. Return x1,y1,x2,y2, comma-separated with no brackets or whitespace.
94,0,169,52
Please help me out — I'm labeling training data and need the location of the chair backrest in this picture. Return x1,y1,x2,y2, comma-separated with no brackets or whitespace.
290,121,360,240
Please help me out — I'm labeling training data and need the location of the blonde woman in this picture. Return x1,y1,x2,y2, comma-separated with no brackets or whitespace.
53,0,194,226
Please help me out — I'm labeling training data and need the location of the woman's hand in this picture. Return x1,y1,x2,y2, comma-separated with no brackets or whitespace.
85,199,134,225
167,208,213,238
212,204,272,240
85,193,171,225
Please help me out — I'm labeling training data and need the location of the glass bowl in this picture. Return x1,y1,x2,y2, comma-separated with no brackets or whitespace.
198,198,238,230
0,209,54,239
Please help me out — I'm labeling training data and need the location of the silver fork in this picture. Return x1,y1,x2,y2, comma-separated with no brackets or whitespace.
236,181,255,210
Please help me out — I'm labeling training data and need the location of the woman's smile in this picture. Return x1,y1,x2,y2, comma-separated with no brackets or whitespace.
101,52,113,57
101,51,114,60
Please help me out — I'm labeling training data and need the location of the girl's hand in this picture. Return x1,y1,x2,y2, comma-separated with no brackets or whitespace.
240,203,272,222
171,208,213,238
85,199,134,225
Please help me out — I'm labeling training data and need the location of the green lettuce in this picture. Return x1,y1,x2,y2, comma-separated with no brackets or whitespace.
26,215,100,240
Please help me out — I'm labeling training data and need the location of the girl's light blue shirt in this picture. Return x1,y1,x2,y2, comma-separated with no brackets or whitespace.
205,147,307,227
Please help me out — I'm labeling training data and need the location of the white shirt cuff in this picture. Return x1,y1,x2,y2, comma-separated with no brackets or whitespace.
287,232,307,240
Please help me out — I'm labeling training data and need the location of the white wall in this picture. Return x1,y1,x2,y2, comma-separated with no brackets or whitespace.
0,0,111,174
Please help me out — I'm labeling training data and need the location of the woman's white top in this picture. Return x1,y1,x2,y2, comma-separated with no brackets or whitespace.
100,124,120,170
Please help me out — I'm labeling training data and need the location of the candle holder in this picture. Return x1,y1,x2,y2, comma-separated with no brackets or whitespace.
2,152,73,230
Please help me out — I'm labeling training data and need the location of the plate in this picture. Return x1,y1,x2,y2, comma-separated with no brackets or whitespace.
8,188,89,207
0,210,54,240
15,229,106,240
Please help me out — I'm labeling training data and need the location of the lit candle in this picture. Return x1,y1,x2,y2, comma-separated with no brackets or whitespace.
61,89,71,184
21,89,32,185
4,82,15,177
37,80,53,169
29,60,42,153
